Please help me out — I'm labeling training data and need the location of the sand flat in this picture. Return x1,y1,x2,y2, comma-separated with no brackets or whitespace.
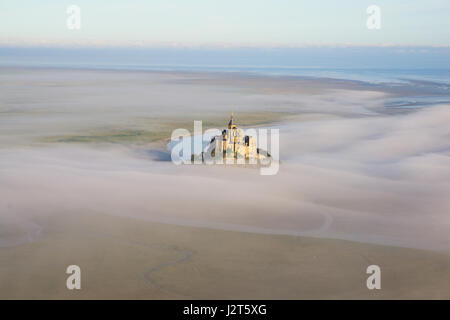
0,212,449,299
1,67,450,299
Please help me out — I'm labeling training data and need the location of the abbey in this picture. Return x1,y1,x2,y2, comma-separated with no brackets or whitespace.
207,113,270,164
171,113,279,174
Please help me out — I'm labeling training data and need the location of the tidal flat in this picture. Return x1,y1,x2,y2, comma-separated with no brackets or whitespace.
1,212,449,299
1,67,450,299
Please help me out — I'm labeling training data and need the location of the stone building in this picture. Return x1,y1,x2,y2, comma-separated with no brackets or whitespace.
210,113,267,164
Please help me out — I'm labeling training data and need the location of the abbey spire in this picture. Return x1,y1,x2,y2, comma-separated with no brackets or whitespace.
228,112,237,129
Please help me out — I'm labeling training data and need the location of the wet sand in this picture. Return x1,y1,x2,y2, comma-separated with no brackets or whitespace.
1,212,449,299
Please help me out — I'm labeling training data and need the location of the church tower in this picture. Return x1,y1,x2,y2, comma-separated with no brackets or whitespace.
228,112,237,129
209,112,267,164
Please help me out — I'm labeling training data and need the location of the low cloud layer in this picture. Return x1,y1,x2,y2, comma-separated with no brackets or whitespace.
1,68,449,251
1,105,449,251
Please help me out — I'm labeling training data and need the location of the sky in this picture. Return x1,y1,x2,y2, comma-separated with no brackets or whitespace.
0,0,449,47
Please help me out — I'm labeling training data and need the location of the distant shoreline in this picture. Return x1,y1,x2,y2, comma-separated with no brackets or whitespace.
2,64,450,87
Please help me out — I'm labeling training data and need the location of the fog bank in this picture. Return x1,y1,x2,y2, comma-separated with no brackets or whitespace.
1,105,449,251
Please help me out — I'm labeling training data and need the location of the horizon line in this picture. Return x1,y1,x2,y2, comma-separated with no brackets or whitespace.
1,43,450,50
